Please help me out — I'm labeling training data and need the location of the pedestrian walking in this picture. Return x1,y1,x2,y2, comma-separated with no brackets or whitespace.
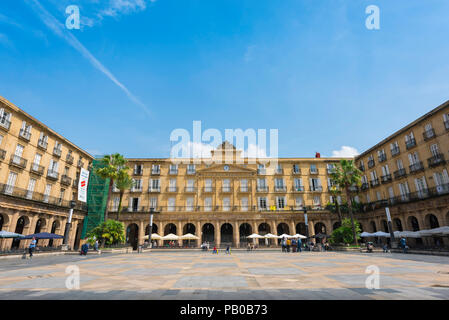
28,237,36,259
281,238,286,252
400,237,408,253
94,240,99,251
286,238,291,252
225,245,231,254
297,238,302,252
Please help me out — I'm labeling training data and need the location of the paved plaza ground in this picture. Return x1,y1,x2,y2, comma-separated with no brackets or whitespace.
0,250,448,300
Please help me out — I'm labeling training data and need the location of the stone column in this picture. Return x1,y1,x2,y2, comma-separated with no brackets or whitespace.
196,221,202,247
42,216,54,247
234,221,240,248
308,220,315,244
252,221,258,245
1,212,17,250
215,221,221,248
177,221,183,247
290,220,296,235
138,220,145,246
271,221,278,246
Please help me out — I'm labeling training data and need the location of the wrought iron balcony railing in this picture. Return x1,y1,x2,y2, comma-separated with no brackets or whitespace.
66,154,74,165
406,138,417,150
378,154,387,163
393,168,407,179
37,139,48,150
361,182,369,190
291,185,305,192
0,118,11,131
274,186,287,192
9,155,27,169
47,170,59,180
0,149,6,161
148,186,161,193
409,161,424,174
309,186,323,192
391,146,400,157
166,186,178,193
423,129,436,141
370,178,380,187
19,129,31,141
61,175,72,186
30,163,45,175
256,186,269,192
368,159,375,168
53,147,62,157
184,186,197,193
428,154,446,167
381,174,392,184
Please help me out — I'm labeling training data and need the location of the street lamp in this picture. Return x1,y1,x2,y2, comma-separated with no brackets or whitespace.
303,206,309,238
147,207,160,248
63,200,77,248
385,207,397,248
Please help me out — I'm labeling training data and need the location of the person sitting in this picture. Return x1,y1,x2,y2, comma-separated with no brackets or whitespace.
212,246,218,254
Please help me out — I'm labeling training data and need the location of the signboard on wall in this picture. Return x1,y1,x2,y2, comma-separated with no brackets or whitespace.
78,168,90,202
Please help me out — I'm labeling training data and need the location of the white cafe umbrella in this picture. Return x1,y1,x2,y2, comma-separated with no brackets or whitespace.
292,234,307,239
372,231,391,237
278,233,292,239
418,226,449,237
247,233,264,239
395,230,421,238
180,233,200,240
162,233,180,240
144,233,162,240
264,233,280,239
360,232,374,238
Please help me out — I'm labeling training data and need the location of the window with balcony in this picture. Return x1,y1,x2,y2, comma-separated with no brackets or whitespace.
112,197,120,212
169,164,178,175
275,164,283,174
186,197,194,211
36,133,47,151
274,178,286,192
0,108,11,130
187,164,196,174
359,160,365,172
327,163,336,174
132,179,142,192
48,159,59,179
222,179,231,192
240,179,248,192
423,123,435,141
151,164,160,175
149,179,161,192
377,149,387,162
134,164,143,175
149,197,158,210
292,164,300,174
25,178,36,200
167,197,176,212
367,155,375,168
185,179,195,192
223,197,231,211
428,144,445,167
204,197,212,212
4,172,17,195
313,196,321,207
43,184,52,203
257,178,267,192
258,197,267,210
241,197,248,211
309,178,322,191
444,113,449,131
405,132,416,149
295,197,303,210
168,178,177,192
408,152,424,173
276,196,286,210
11,144,26,168
204,179,213,192
293,178,304,192
390,141,400,156
310,164,318,174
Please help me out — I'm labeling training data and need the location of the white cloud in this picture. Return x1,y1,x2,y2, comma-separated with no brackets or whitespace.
242,143,268,158
26,0,150,116
331,146,359,158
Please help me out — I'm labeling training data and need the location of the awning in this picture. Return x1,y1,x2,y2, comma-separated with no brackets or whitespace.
23,232,63,239
0,231,25,239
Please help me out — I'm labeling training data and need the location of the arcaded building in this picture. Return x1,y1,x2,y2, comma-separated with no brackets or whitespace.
0,96,93,250
109,143,345,249
354,100,449,247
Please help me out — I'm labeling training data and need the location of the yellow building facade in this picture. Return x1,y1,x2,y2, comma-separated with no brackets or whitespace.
354,100,449,247
0,96,93,250
109,143,346,249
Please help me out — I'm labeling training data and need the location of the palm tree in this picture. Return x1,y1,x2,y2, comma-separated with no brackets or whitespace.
115,171,134,220
329,185,343,223
96,153,129,221
331,159,362,245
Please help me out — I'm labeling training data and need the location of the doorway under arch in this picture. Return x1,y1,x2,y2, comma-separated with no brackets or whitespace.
126,223,139,250
202,223,214,244
220,223,233,247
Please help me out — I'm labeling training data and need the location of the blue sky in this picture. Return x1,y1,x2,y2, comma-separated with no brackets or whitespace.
1,0,449,158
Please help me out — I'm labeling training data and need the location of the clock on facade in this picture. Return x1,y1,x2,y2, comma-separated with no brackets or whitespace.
224,165,230,171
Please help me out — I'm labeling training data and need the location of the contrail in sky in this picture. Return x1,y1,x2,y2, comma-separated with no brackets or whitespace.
26,0,150,116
